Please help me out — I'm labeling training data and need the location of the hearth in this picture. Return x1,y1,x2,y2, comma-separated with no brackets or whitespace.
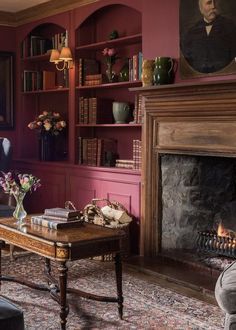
160,154,236,256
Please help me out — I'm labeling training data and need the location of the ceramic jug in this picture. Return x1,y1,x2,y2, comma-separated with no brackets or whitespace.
153,57,176,85
112,102,130,124
141,59,154,87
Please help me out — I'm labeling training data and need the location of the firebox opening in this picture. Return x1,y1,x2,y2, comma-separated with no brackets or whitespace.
160,154,236,269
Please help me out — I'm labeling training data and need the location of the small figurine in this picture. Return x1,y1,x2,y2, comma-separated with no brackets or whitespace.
109,30,119,40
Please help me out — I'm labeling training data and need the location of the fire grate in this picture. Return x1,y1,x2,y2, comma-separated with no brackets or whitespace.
197,231,236,258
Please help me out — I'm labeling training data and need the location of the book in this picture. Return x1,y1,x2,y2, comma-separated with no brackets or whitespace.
42,214,81,222
42,70,56,90
44,207,81,219
31,215,83,230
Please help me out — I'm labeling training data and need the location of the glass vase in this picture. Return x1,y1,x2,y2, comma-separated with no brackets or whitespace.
13,192,27,225
106,62,116,83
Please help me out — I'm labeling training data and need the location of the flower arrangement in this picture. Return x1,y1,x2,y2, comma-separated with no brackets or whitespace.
0,172,41,195
102,48,119,66
0,171,41,224
28,111,66,136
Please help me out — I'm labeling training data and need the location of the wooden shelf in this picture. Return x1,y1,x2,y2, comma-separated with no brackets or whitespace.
76,33,142,51
21,53,50,62
76,81,142,90
22,87,69,95
76,123,142,127
77,164,141,175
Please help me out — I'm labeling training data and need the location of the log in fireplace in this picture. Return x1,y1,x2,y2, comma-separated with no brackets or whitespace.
132,79,236,258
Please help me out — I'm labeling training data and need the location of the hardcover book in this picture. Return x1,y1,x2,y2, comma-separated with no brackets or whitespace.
44,207,81,219
31,215,83,229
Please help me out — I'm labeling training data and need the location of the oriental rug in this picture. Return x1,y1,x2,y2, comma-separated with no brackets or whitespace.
0,253,224,330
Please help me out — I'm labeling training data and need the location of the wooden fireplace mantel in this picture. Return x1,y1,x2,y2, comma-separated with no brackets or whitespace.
131,79,236,257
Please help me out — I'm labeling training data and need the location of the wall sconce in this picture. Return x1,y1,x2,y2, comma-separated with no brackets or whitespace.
50,47,73,71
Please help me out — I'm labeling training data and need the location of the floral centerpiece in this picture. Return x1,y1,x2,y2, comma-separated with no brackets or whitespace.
28,111,66,136
0,172,41,224
102,48,119,83
28,111,66,161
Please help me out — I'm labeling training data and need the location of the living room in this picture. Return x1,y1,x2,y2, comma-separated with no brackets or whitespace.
0,0,235,329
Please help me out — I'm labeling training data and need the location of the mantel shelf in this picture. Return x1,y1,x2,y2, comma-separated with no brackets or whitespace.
22,87,69,95
76,81,142,90
76,33,142,51
76,123,141,127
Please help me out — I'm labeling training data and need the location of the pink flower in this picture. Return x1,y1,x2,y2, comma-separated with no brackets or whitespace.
102,48,119,65
107,48,115,56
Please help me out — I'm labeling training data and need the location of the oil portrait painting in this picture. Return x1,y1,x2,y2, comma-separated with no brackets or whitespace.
180,0,236,78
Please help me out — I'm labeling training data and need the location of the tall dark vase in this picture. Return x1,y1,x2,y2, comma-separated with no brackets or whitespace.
39,133,55,161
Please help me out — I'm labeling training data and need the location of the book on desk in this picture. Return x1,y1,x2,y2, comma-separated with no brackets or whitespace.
31,215,84,229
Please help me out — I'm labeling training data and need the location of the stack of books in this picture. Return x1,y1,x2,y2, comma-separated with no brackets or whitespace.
115,159,134,169
31,207,83,229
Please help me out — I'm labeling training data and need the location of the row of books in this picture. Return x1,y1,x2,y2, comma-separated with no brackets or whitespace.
78,58,100,86
78,97,113,124
21,31,68,58
133,94,143,124
133,139,142,170
78,137,117,167
114,140,142,170
22,70,56,92
78,54,143,86
128,52,143,82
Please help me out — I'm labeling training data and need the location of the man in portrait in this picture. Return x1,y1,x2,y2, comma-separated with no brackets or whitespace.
181,0,236,74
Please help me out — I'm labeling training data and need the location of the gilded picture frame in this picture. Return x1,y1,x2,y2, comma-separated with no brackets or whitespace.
180,0,236,78
0,52,14,129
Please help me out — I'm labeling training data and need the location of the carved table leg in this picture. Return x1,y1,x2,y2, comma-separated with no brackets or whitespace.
58,261,69,330
45,258,51,275
0,241,5,290
9,244,15,261
114,252,123,319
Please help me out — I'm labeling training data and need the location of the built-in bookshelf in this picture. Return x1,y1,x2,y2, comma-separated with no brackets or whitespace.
75,5,142,171
19,22,69,160
16,4,142,254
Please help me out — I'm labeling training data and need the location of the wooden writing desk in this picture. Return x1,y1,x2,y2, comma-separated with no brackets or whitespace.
0,217,125,330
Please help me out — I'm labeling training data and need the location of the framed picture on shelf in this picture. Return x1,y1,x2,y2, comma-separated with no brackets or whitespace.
0,52,14,129
180,0,236,78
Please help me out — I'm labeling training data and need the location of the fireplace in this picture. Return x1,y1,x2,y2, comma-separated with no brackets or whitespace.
132,79,236,258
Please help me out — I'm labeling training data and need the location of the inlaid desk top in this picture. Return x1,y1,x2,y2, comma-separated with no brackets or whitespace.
0,217,125,261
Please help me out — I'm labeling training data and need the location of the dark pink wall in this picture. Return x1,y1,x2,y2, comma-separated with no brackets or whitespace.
1,0,236,159
142,0,236,83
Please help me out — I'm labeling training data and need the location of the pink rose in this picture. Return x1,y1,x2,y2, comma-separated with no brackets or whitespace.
107,48,115,56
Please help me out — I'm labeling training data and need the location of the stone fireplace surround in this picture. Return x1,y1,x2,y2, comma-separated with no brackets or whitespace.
132,79,236,257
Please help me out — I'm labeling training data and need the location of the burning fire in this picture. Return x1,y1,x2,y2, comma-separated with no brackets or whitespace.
217,222,236,238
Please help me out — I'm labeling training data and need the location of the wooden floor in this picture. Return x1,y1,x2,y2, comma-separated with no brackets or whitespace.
124,255,218,306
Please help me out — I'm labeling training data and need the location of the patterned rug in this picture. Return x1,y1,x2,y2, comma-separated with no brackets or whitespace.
0,252,224,330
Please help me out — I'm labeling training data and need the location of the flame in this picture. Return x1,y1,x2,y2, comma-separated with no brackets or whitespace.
217,222,235,238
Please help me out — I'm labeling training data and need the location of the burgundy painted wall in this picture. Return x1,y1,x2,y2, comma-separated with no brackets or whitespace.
142,0,236,83
1,0,236,159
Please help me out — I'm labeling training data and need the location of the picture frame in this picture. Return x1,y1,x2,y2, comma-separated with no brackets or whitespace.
180,0,236,78
0,52,14,129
